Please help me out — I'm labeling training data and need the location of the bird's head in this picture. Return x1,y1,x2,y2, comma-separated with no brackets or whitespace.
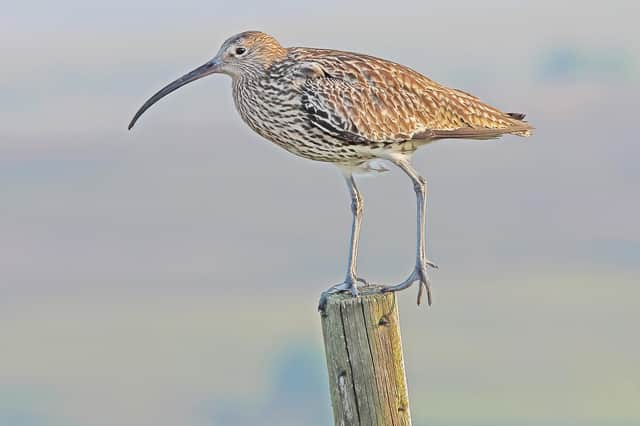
128,31,285,130
215,31,286,77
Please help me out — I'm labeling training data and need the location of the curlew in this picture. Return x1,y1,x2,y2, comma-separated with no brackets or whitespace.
128,31,533,310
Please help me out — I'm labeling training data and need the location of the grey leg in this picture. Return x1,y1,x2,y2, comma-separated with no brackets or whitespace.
344,173,366,287
318,173,370,310
382,159,437,306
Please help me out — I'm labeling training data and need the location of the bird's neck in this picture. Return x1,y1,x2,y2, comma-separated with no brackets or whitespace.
231,73,260,93
231,76,260,119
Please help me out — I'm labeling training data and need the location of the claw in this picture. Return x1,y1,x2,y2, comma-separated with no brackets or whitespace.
425,259,438,269
318,291,329,312
416,277,432,306
355,276,370,286
317,275,369,311
381,263,433,306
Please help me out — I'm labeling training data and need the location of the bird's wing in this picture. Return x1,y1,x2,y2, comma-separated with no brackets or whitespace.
300,75,407,144
293,56,532,144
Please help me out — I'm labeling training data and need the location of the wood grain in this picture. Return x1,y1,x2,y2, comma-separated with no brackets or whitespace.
320,287,412,426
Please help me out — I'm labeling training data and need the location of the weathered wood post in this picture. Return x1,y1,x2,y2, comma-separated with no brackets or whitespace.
320,286,412,425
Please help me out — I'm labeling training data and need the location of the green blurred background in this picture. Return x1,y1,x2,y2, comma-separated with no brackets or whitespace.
1,1,639,425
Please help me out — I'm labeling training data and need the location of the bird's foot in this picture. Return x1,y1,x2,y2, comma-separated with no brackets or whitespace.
382,259,437,306
317,275,369,311
424,258,438,269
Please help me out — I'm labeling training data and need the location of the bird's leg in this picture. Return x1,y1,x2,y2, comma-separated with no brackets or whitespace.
382,159,437,306
343,173,369,288
318,173,370,310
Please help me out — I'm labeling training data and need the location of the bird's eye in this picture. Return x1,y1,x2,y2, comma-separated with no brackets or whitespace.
235,47,247,55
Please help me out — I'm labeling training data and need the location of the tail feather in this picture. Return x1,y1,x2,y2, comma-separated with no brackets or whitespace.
428,122,533,140
507,112,527,121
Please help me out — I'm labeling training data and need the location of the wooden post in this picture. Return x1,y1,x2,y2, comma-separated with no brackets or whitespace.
320,286,412,426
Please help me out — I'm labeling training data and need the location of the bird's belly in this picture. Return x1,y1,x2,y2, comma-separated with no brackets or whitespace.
237,103,376,164
263,126,377,163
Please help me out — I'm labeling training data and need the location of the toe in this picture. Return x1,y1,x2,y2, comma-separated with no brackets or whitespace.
355,276,369,286
424,259,438,269
318,293,328,311
350,285,359,298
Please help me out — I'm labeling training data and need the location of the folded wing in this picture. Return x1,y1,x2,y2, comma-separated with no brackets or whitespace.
293,53,532,145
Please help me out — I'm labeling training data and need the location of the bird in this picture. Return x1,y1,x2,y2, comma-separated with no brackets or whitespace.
128,31,533,310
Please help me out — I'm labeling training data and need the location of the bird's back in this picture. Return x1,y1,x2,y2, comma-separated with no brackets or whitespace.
285,47,532,145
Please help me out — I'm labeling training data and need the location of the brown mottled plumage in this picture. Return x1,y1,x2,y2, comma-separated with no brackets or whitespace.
129,31,533,309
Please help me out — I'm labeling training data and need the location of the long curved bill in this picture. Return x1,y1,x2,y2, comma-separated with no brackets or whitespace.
128,59,220,130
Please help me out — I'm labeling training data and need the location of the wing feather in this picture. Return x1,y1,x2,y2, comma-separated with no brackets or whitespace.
291,50,533,144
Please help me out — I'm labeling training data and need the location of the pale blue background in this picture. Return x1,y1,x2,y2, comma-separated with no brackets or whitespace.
1,1,639,425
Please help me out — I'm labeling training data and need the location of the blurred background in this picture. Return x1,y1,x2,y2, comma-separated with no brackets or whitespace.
1,1,639,425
